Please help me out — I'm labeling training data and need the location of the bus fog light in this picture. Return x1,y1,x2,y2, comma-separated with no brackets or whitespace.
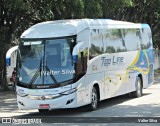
66,99,75,105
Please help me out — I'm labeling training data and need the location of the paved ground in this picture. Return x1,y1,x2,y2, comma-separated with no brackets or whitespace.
1,76,160,125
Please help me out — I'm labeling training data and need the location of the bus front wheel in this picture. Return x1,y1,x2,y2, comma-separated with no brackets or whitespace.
89,86,98,111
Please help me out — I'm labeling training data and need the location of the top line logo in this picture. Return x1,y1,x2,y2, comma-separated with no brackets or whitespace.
101,56,124,67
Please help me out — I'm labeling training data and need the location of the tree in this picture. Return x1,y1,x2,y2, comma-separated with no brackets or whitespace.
83,0,102,18
0,0,49,90
102,0,133,19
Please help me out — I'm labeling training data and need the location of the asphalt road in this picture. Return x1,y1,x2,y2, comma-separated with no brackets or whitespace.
1,77,160,125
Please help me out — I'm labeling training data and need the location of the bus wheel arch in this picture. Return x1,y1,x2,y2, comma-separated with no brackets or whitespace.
93,84,100,101
88,83,100,111
138,74,143,88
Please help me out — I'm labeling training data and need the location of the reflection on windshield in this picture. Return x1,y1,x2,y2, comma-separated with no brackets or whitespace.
18,43,44,84
44,39,75,85
18,37,76,87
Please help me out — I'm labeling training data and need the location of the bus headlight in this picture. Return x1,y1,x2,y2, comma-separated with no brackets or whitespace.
60,88,77,95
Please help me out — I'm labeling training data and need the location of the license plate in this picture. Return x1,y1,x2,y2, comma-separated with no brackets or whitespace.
39,104,50,109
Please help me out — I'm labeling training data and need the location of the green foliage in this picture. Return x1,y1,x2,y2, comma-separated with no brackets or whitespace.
83,0,102,18
62,0,84,19
102,0,133,18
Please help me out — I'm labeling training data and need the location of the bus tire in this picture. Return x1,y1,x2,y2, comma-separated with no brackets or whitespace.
134,77,143,97
89,86,98,111
38,109,49,113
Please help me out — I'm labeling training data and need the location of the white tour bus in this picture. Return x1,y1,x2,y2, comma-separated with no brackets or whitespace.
16,19,154,112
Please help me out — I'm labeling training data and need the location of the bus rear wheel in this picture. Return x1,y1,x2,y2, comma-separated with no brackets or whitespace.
134,77,142,97
89,86,98,111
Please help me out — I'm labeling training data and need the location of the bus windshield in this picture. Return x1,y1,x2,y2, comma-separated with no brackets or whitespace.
17,36,76,88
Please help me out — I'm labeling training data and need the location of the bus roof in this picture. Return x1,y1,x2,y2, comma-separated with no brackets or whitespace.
21,19,150,39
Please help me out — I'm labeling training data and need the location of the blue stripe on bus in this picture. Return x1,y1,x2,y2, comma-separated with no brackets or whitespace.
6,57,11,66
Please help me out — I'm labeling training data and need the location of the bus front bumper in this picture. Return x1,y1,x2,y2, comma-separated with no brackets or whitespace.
17,90,79,110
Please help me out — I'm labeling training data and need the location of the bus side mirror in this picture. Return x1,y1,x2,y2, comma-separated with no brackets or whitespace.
72,42,83,63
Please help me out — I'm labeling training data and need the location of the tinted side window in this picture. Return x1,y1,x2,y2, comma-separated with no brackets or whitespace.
124,29,138,51
89,28,151,60
140,28,152,49
89,29,104,59
103,29,127,53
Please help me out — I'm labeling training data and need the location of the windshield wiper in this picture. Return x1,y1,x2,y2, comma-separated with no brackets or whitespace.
45,61,58,84
29,58,42,86
29,59,60,86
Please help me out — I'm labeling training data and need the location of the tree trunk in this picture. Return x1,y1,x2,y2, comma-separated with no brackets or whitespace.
0,44,8,91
